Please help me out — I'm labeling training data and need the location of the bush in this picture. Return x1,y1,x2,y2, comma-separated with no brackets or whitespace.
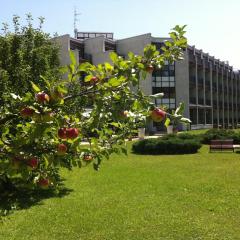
167,132,203,141
132,135,202,155
202,129,240,144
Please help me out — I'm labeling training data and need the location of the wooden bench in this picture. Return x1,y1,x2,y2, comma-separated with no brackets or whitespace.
209,139,234,152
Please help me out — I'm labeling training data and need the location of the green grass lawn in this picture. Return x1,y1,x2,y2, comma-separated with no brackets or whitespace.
1,144,240,240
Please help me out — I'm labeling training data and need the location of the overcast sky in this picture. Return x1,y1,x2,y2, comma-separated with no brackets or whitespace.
1,0,240,69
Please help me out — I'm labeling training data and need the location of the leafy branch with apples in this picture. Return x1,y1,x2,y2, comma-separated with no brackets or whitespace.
0,24,190,196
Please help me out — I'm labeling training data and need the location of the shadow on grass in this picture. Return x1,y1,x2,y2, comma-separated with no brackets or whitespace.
0,179,72,218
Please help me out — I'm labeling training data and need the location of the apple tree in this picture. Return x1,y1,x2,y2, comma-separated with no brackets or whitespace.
0,25,189,193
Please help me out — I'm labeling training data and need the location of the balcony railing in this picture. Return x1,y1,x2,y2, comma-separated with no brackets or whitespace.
213,100,217,107
205,80,211,88
190,76,196,83
198,77,204,85
189,97,197,104
198,98,204,105
206,99,211,105
189,54,195,63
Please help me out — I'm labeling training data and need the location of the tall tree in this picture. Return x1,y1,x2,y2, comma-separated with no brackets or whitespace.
0,14,60,105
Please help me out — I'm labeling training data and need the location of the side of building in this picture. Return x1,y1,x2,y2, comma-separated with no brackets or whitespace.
53,32,240,132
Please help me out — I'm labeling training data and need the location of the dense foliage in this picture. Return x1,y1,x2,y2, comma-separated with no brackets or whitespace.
0,14,60,106
0,20,188,197
201,128,240,144
132,135,202,155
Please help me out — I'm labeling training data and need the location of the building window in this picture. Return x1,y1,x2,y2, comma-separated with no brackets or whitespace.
152,61,175,110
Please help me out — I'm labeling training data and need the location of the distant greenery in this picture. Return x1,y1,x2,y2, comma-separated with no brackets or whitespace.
1,143,240,240
201,128,240,144
0,14,60,105
185,129,209,135
132,134,201,154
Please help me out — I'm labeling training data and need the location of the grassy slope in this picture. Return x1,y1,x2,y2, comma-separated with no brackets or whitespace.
1,144,240,240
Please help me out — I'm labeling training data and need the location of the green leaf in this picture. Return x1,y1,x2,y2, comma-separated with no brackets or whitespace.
180,117,191,124
40,75,50,88
175,102,184,115
108,78,120,87
43,155,49,167
133,100,141,111
149,93,164,99
10,93,21,100
30,81,41,92
104,62,113,72
84,75,93,82
164,118,171,127
69,51,76,65
109,52,118,63
110,122,120,128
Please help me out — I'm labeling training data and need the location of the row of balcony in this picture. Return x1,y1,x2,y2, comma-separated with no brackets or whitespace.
190,97,239,106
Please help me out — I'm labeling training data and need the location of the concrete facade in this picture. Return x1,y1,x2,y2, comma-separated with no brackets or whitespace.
53,32,240,132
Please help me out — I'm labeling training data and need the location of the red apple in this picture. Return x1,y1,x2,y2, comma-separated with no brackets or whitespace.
90,76,98,84
20,107,34,118
35,92,50,103
83,154,93,162
150,108,166,122
58,128,67,139
66,128,79,139
27,157,38,170
57,143,67,155
146,65,154,73
38,178,50,189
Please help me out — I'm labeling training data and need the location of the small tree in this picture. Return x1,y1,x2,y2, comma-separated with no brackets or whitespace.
0,14,60,106
0,24,189,194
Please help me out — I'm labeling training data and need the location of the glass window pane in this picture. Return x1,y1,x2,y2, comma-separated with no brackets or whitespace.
162,82,169,87
169,65,175,71
162,99,169,104
162,71,169,76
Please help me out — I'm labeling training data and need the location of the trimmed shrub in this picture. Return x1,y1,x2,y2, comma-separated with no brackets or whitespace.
202,129,240,144
132,136,202,155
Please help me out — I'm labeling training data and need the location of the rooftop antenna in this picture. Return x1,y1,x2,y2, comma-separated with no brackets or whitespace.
74,6,81,38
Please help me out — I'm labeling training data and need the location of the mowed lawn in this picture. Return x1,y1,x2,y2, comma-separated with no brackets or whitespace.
1,144,240,240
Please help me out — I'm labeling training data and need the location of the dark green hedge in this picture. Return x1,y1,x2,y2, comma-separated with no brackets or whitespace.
132,136,202,155
202,129,240,144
